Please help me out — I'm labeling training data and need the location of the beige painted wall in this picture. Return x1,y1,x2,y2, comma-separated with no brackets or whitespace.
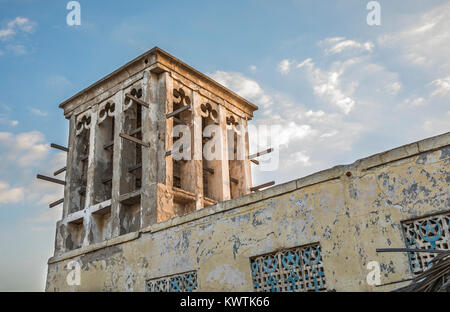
46,132,450,291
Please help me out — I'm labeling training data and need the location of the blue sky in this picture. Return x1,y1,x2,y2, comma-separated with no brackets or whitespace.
0,0,449,291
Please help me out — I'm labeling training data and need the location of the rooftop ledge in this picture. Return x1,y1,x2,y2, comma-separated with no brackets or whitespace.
58,46,258,118
48,131,450,264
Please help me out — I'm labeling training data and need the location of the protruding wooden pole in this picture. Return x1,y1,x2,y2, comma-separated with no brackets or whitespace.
250,181,275,192
125,93,150,108
119,133,150,147
53,167,67,176
49,198,64,208
36,174,66,185
50,143,68,152
249,148,273,159
166,105,191,119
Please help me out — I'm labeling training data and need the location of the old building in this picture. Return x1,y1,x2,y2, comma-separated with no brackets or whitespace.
45,47,450,292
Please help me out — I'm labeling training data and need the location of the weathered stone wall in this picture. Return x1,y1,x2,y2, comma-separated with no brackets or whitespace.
46,132,450,292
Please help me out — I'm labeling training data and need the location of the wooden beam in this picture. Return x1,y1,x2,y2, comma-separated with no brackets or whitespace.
173,117,186,125
125,93,149,108
165,146,184,157
106,127,141,149
166,105,191,119
250,181,275,192
128,163,142,173
103,141,114,149
203,167,214,174
53,167,67,176
49,198,64,208
102,177,112,184
119,133,149,147
249,148,273,159
50,143,68,152
250,159,260,165
36,174,66,186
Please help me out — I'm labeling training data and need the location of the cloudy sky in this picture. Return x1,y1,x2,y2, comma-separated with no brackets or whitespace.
0,0,449,291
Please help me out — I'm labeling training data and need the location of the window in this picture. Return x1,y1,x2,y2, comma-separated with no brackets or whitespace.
146,271,198,292
250,243,327,292
402,211,450,275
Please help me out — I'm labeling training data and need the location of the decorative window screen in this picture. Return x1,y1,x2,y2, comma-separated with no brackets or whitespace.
402,211,450,275
250,243,327,292
146,271,197,292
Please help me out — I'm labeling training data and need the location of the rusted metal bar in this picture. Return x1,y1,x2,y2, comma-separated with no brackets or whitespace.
50,143,68,152
249,148,273,159
230,177,239,184
128,163,142,173
250,159,260,165
36,174,66,186
53,167,67,176
376,248,450,254
49,198,64,208
166,105,191,119
250,181,275,192
119,133,149,147
125,93,149,108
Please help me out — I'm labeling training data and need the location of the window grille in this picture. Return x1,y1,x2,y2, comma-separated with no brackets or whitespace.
146,271,198,292
250,243,327,292
402,211,450,274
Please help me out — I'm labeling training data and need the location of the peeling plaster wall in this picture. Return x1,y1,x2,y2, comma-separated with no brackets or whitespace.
46,134,450,292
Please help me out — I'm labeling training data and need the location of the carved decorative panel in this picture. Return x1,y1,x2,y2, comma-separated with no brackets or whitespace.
97,101,115,124
250,243,327,292
402,211,450,275
199,102,219,124
75,111,92,136
123,86,143,111
173,87,191,107
145,271,198,292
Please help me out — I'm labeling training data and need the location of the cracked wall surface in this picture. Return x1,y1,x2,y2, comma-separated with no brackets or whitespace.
46,132,450,291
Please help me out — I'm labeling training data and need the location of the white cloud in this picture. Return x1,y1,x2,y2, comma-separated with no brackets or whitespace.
0,115,18,127
210,71,274,114
422,111,450,135
29,108,48,117
401,97,427,108
0,181,25,204
278,59,292,75
377,3,450,72
290,151,311,167
6,44,26,55
297,58,355,114
250,65,257,72
0,131,49,166
429,76,450,97
0,17,36,41
322,37,374,55
384,82,402,95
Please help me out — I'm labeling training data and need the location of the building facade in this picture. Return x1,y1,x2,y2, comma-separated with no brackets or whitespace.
45,48,450,291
